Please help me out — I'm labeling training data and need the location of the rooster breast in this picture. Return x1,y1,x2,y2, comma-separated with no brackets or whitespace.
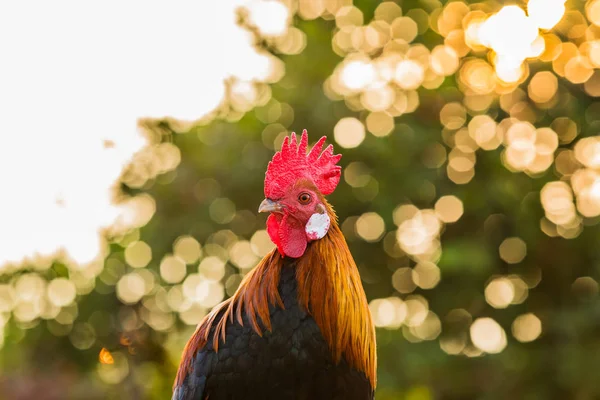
173,259,374,400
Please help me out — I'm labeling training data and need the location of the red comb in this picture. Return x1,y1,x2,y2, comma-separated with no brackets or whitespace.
264,129,342,199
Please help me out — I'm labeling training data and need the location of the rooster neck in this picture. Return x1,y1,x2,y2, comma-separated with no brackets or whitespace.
294,218,377,389
175,205,376,390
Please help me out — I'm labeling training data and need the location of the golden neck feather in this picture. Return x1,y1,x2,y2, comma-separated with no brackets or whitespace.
175,202,377,389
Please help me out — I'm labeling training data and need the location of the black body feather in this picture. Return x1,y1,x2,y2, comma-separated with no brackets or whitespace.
173,259,374,400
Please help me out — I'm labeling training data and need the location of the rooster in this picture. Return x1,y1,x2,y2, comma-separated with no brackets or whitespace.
173,130,376,400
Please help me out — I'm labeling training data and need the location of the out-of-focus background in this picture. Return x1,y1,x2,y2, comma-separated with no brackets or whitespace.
1,0,600,398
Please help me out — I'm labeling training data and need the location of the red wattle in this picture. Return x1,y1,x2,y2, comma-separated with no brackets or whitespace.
266,214,284,256
266,213,307,258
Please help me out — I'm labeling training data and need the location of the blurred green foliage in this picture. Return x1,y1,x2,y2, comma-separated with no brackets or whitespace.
3,1,600,399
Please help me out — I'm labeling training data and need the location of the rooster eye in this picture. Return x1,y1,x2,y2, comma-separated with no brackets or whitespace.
298,193,311,204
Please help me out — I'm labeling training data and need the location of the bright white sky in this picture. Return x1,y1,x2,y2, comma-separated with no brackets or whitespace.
0,0,288,268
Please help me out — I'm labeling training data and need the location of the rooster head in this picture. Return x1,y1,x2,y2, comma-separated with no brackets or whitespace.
259,129,342,258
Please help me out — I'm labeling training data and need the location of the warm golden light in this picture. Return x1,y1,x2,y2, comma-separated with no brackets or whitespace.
470,317,507,354
251,230,276,257
99,348,114,365
411,311,442,341
468,115,500,150
369,297,407,329
374,2,402,24
173,236,202,265
340,60,375,91
334,117,366,148
230,241,259,270
468,1,566,83
390,17,418,43
247,0,290,36
160,255,187,284
366,112,395,137
392,268,416,294
412,262,441,290
430,45,459,76
528,71,558,103
116,272,146,305
97,351,129,384
528,0,566,30
499,237,527,264
124,241,152,269
3,1,600,391
572,276,600,298
512,313,542,342
356,212,385,242
440,103,467,130
396,208,442,261
404,295,430,327
47,278,77,308
587,0,600,26
199,256,226,281
434,195,464,223
394,60,425,90
485,277,515,309
0,1,288,273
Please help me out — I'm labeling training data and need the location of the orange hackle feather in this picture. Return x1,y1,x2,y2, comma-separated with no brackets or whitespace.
174,200,377,389
296,200,377,388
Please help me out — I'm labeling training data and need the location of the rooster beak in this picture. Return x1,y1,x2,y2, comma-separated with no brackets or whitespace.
258,198,284,214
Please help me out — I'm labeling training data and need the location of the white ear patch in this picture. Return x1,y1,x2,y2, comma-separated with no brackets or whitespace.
305,212,330,241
